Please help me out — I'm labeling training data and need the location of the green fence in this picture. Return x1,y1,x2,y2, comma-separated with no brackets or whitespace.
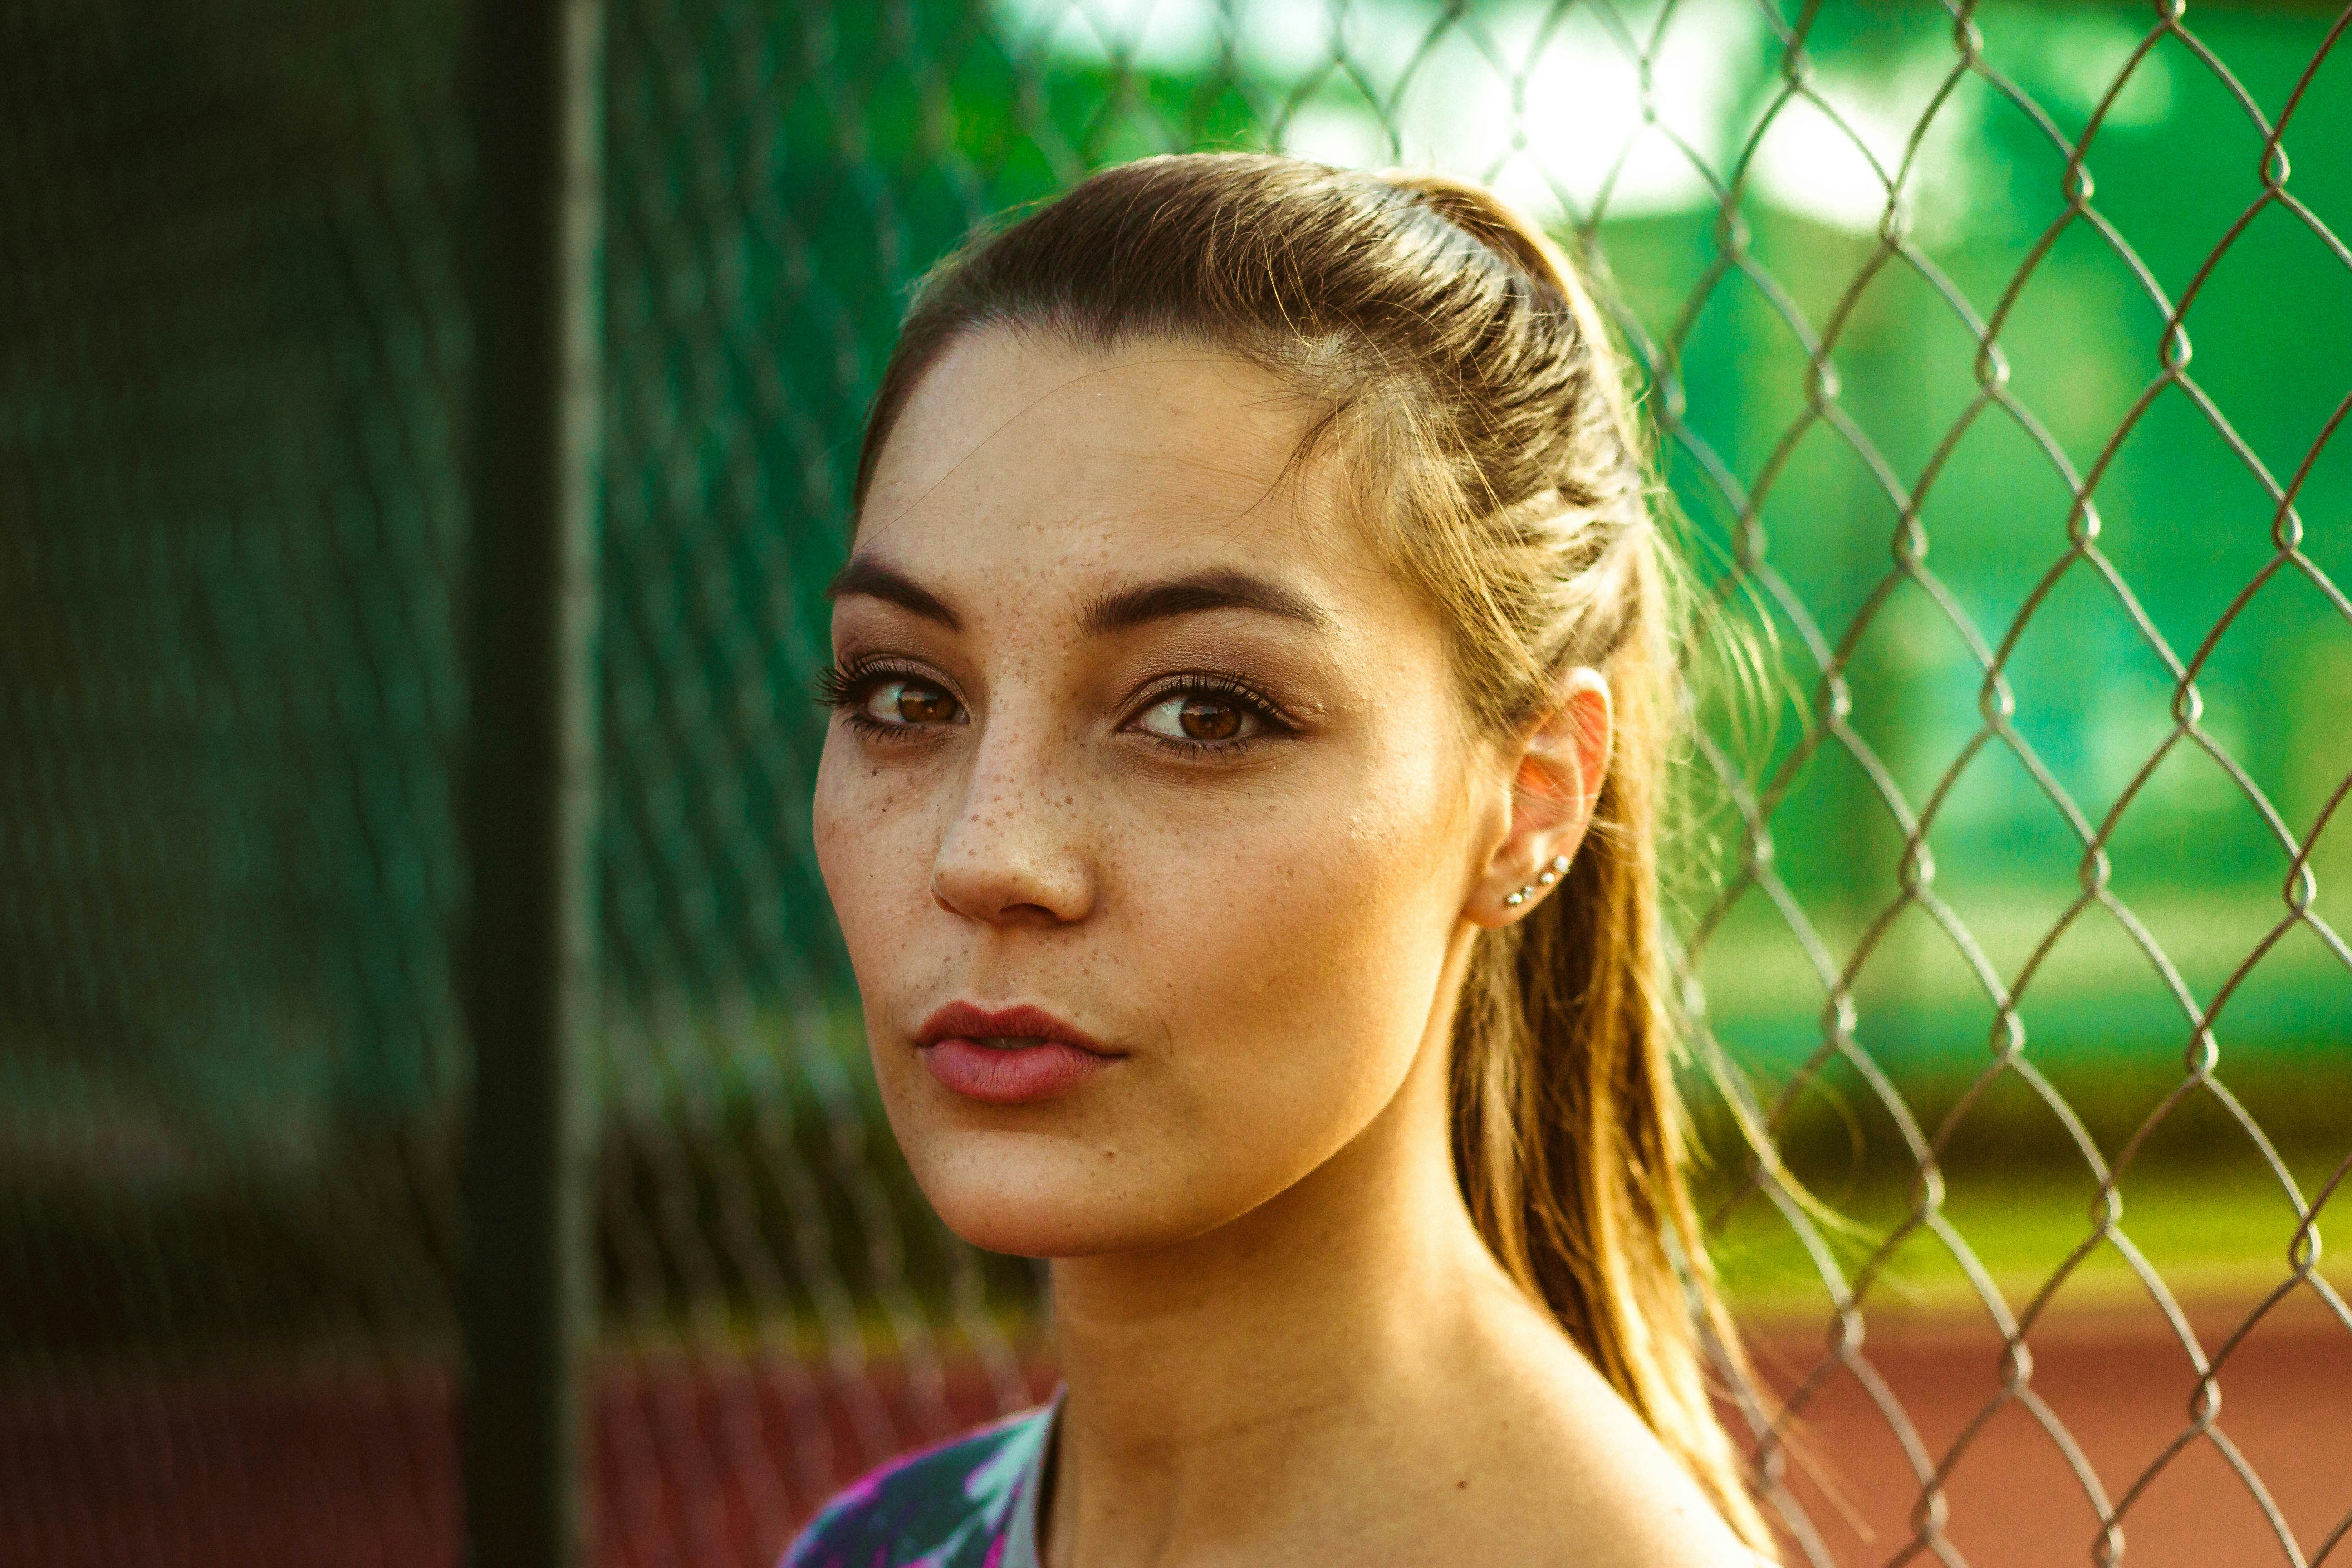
3,0,2347,1564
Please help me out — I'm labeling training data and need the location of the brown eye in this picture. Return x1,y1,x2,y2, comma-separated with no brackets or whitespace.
1133,689,1264,745
1179,698,1240,740
860,677,961,727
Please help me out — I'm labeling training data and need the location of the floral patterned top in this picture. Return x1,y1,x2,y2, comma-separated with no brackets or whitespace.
781,1402,1055,1568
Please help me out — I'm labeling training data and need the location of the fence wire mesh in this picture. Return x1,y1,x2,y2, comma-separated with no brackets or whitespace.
2,0,2348,1565
0,0,471,1561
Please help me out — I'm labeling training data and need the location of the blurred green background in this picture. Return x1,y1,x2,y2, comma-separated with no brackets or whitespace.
2,0,2347,1368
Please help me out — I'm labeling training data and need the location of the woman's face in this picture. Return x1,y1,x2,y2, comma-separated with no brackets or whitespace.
813,328,1509,1258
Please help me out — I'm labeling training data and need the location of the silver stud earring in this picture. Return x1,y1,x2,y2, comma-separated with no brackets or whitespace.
1505,854,1571,909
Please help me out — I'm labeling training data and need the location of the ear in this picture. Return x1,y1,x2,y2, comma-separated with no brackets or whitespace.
1466,668,1613,929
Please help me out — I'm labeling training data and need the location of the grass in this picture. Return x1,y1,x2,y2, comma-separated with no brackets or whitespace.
1703,1161,2347,1326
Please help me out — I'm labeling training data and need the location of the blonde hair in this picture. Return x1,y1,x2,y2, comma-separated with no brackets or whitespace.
854,152,1775,1558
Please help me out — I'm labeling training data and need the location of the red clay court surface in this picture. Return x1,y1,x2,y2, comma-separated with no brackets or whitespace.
2,1302,2345,1568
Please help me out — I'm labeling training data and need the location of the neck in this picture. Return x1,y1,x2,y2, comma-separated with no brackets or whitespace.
1049,1069,1495,1420
1039,927,1538,1561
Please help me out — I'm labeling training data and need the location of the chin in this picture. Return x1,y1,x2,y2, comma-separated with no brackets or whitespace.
905,1127,1221,1260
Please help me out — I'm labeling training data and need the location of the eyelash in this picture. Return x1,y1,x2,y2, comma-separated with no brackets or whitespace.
816,660,1293,757
1130,673,1294,759
815,658,948,744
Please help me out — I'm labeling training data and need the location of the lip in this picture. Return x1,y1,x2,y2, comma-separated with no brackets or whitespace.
914,1001,1122,1105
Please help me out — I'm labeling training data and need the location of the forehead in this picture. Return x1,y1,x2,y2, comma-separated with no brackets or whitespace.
855,329,1357,590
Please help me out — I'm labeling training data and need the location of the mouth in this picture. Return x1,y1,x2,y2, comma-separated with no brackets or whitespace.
913,1002,1121,1105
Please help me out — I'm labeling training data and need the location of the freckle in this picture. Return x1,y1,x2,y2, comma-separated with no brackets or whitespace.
1101,1149,1115,1161
1455,1480,1467,1491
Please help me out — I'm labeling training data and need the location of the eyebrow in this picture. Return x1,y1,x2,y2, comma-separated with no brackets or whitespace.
1081,568,1331,636
826,556,961,631
829,557,1331,638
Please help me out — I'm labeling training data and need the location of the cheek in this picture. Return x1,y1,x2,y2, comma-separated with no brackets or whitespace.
1103,745,1474,1193
810,735,870,934
1139,807,1446,1029
1158,730,1467,985
813,731,941,975
812,729,866,852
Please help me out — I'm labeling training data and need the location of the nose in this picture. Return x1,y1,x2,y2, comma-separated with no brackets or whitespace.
930,719,1095,928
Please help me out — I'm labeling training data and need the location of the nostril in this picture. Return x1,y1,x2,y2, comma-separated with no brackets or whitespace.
931,857,1091,927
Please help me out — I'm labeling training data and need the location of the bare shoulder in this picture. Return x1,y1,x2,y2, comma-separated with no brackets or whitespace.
1441,1298,1775,1568
1529,1382,1767,1567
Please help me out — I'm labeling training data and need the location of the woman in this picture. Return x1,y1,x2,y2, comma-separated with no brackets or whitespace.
789,152,1777,1567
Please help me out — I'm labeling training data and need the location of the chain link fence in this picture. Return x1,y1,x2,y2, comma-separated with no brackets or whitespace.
3,0,2347,1564
1,1,471,1560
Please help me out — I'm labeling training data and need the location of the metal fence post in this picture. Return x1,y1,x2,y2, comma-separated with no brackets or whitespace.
459,0,603,1563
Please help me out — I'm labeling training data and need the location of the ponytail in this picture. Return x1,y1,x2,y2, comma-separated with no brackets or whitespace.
1447,563,1771,1553
1392,168,1774,1557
